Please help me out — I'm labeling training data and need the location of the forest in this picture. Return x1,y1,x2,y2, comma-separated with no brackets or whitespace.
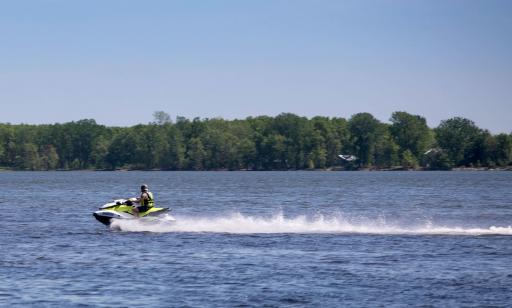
0,111,511,171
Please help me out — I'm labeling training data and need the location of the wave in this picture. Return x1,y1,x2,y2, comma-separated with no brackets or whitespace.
110,212,512,235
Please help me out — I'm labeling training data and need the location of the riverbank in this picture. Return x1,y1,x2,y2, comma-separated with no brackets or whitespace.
1,166,511,171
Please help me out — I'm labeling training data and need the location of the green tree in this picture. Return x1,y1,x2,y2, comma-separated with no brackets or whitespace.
390,111,433,162
153,111,172,125
20,143,41,170
163,126,186,170
262,134,287,169
271,113,312,169
0,112,507,171
494,134,512,166
90,136,110,169
187,137,206,170
237,137,256,170
401,149,418,169
423,149,453,170
106,130,136,169
0,147,3,168
0,125,11,166
40,145,59,170
348,113,381,167
435,117,484,166
5,141,17,168
374,129,399,168
309,147,327,169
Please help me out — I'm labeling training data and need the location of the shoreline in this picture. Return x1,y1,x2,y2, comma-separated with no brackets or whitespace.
1,167,511,172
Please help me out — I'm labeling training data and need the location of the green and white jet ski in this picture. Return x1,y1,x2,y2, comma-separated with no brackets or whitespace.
93,198,174,226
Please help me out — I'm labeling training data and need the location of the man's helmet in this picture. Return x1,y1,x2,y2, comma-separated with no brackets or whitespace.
141,184,149,191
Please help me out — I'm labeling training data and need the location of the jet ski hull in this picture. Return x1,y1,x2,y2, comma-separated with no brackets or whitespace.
93,211,116,225
93,206,170,226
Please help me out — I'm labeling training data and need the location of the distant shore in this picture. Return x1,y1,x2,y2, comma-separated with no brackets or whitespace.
1,167,511,172
2,113,511,174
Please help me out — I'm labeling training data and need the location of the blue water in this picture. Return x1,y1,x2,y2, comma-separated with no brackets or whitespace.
1,171,512,307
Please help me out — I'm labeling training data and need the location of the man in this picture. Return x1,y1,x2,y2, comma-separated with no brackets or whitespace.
132,184,154,217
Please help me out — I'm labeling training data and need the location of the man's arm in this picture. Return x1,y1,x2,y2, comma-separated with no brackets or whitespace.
139,192,148,204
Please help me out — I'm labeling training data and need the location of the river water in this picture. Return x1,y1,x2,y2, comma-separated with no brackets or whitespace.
1,171,511,307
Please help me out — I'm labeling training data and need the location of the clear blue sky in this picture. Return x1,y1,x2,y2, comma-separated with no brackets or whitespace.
1,0,511,133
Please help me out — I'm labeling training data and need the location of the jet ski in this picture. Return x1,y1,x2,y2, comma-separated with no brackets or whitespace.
93,198,174,225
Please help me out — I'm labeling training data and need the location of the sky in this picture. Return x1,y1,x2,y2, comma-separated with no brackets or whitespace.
0,0,511,133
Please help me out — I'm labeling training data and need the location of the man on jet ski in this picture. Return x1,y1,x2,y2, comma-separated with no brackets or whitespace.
132,184,154,217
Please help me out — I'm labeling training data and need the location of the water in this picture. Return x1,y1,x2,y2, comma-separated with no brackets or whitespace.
1,171,512,307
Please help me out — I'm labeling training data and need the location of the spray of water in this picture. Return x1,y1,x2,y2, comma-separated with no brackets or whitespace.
109,212,512,235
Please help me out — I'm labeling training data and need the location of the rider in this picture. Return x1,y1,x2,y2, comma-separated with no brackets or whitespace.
133,184,154,217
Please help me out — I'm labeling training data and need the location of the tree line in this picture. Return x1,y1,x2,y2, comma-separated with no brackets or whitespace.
0,111,511,171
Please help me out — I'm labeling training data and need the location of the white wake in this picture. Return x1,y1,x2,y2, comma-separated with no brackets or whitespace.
109,212,512,235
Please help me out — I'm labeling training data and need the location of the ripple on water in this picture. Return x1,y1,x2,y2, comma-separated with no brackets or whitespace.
1,171,512,306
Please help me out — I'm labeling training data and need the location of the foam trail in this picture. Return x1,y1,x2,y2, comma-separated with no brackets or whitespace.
110,212,512,235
